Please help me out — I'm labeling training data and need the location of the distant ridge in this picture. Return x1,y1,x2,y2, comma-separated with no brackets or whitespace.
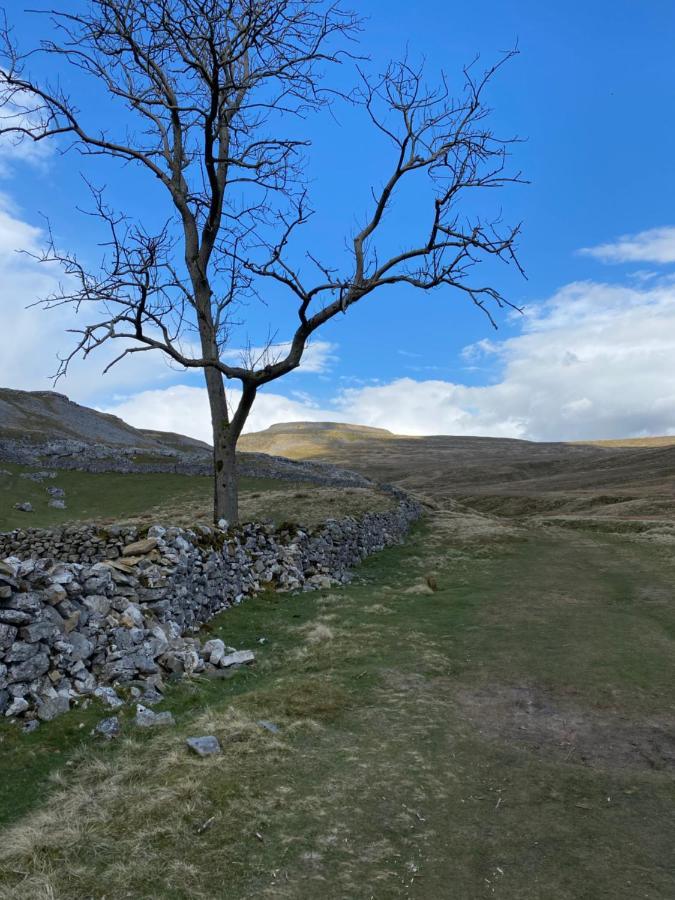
263,421,393,435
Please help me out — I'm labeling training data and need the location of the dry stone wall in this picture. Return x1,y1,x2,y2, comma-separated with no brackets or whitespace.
0,492,420,723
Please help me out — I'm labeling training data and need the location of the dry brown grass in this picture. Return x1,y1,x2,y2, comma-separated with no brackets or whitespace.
0,706,293,899
125,485,395,529
574,436,675,448
301,621,335,644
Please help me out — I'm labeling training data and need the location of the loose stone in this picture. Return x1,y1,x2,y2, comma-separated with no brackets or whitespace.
95,716,121,739
186,735,222,757
220,649,255,668
257,720,281,734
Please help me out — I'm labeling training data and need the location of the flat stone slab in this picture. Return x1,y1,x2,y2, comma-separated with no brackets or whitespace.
186,735,222,757
122,537,159,557
221,649,255,668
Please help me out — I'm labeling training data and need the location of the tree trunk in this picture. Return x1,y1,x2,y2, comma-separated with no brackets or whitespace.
213,430,239,526
203,365,239,525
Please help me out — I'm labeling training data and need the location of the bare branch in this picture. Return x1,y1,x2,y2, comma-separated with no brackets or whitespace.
0,2,524,522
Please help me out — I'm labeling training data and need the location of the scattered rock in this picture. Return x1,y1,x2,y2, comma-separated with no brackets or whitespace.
83,594,111,617
5,641,40,664
257,720,281,734
0,560,18,577
13,502,33,513
0,491,420,726
5,696,29,717
120,604,145,628
186,735,222,757
65,631,95,661
20,622,57,643
48,499,67,509
8,653,50,683
202,638,235,666
135,704,175,728
19,470,56,482
95,716,121,739
94,686,124,709
37,694,70,721
0,624,17,650
22,720,40,734
140,688,164,706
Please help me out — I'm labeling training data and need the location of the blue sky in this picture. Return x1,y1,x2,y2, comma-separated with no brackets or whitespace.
2,0,675,441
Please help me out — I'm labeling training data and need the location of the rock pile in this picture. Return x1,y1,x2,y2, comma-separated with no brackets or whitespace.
1,494,420,724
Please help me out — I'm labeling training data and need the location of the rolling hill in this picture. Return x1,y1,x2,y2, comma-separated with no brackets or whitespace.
240,421,675,520
238,421,395,459
0,388,209,454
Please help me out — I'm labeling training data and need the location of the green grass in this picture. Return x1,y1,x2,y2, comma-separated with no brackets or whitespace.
0,465,324,532
0,465,393,532
1,512,674,898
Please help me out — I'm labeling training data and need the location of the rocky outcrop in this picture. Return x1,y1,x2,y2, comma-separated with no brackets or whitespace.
0,492,421,723
0,436,371,487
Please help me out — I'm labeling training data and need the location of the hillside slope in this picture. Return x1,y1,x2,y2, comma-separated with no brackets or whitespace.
240,421,675,518
0,388,208,454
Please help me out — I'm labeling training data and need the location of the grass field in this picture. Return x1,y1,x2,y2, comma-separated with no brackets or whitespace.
0,465,393,532
1,505,673,899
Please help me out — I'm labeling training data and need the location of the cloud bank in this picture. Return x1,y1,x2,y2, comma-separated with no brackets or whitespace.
101,279,675,443
580,226,675,264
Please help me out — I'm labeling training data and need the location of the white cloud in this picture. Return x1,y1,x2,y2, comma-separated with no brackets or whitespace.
102,384,342,443
337,280,675,440
0,216,188,403
0,88,54,175
580,226,675,264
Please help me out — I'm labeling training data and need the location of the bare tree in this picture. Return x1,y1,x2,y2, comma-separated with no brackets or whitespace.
0,1,524,524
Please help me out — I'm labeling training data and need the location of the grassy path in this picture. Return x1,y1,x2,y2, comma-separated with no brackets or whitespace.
1,509,674,898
